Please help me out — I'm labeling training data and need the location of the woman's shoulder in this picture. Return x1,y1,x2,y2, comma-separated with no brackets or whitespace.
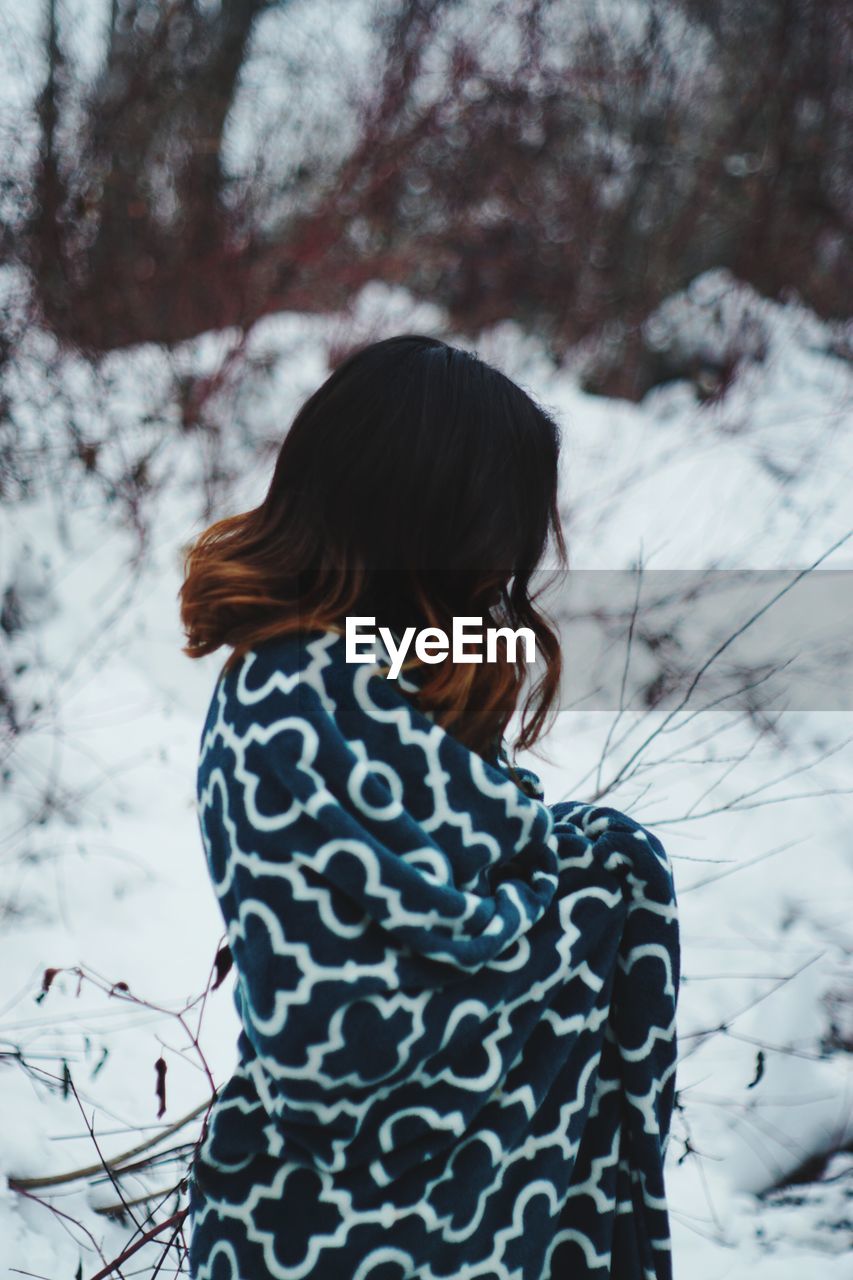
549,799,674,885
223,628,341,692
200,631,357,790
550,798,666,847
218,627,416,733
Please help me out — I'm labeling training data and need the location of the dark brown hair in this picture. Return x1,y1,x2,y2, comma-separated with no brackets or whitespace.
179,334,566,758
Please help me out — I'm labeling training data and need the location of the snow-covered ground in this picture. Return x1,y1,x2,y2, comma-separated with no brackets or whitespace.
1,273,851,1277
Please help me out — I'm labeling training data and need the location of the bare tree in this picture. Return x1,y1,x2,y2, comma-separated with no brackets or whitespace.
14,0,850,395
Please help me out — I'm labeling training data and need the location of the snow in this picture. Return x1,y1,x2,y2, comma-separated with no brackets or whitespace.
1,273,852,1275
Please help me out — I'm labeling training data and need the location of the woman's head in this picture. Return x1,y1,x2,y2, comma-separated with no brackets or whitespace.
180,334,566,756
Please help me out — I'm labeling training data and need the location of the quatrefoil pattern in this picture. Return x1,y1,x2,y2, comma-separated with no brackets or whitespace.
188,630,680,1279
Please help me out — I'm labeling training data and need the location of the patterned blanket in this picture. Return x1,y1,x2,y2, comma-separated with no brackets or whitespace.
188,630,680,1280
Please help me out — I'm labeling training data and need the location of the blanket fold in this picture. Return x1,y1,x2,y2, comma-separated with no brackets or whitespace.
188,629,680,1280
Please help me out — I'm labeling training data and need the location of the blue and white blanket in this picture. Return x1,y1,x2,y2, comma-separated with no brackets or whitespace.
188,630,680,1279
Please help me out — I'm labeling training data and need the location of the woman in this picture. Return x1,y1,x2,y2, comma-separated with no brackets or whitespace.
179,335,680,1280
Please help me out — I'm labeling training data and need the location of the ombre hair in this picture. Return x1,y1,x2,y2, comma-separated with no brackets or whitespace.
179,335,566,759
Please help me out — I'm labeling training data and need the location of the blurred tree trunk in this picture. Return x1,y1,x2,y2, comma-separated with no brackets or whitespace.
32,0,283,347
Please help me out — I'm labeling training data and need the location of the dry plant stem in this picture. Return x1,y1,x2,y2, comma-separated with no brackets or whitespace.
8,1096,213,1192
72,1083,142,1230
593,554,645,798
86,1208,189,1280
677,952,825,1060
680,835,808,893
565,530,853,806
13,1185,111,1271
95,1181,184,1217
7,957,221,1179
6,956,224,1277
566,627,790,804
